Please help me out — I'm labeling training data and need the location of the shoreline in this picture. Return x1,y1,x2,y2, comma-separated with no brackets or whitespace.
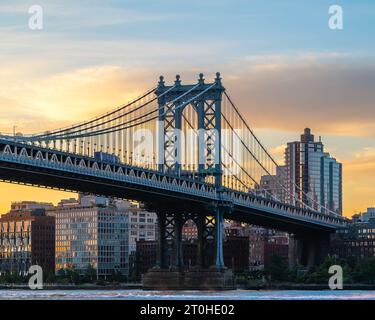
0,283,143,290
240,284,375,291
1,283,375,291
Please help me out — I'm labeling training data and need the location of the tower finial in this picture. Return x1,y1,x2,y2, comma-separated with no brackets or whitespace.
198,73,205,85
175,74,181,86
215,72,222,85
158,75,165,87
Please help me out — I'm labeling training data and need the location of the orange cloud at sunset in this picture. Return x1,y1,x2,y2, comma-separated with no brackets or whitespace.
343,148,375,216
269,144,287,165
0,66,152,134
225,59,375,138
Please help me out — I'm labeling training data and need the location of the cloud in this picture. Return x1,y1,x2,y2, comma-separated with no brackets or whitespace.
0,3,29,13
47,4,176,29
345,147,375,175
223,55,375,137
342,147,375,215
0,63,224,135
0,1,176,28
0,65,157,134
269,144,286,165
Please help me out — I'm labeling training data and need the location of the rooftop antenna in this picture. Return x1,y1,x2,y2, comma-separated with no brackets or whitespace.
13,125,17,142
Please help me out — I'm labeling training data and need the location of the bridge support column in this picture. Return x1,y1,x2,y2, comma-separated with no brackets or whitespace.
174,213,184,269
305,240,317,269
156,212,166,269
303,235,331,268
214,208,225,269
288,234,302,269
310,235,330,267
143,206,234,290
197,214,205,268
290,234,331,269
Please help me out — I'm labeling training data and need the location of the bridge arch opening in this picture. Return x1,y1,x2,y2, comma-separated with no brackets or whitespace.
181,219,198,269
181,104,199,175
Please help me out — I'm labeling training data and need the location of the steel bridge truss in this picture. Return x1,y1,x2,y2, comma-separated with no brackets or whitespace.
155,207,228,270
156,73,224,187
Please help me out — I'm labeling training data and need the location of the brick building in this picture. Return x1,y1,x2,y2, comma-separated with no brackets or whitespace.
182,220,198,241
224,236,250,271
330,210,375,260
264,240,289,267
0,205,55,275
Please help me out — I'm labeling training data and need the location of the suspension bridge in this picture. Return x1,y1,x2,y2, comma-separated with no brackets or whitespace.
0,73,347,288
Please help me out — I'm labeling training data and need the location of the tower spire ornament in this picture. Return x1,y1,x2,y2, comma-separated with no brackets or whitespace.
198,73,205,85
158,75,165,88
175,74,181,86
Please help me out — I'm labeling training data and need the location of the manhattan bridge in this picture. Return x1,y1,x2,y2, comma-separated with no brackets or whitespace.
0,73,347,289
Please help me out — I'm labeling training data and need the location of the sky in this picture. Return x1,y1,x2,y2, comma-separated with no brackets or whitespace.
0,0,374,217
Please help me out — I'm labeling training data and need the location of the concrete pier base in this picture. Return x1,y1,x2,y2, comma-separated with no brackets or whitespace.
288,233,331,269
142,268,235,290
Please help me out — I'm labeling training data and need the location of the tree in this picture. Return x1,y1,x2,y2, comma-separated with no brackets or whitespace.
84,264,97,282
345,256,357,270
355,257,375,284
65,268,80,284
56,269,66,277
304,256,335,284
109,270,126,283
45,270,56,284
265,255,290,282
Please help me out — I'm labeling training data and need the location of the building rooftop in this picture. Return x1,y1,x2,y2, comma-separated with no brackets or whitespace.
0,208,52,222
301,128,314,143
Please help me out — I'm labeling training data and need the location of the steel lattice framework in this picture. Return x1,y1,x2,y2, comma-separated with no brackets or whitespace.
156,73,224,187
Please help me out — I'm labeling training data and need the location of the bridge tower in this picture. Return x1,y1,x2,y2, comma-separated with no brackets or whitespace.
155,72,224,188
143,74,233,289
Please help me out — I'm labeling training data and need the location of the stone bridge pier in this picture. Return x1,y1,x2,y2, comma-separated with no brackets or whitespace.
288,233,331,269
143,202,235,290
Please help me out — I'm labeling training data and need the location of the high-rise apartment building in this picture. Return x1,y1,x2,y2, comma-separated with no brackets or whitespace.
54,196,129,278
321,155,343,214
285,128,342,215
53,194,157,278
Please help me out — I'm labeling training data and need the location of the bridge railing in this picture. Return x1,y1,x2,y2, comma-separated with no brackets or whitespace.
0,139,347,227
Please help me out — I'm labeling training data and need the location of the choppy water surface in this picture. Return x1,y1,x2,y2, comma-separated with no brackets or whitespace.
1,290,375,300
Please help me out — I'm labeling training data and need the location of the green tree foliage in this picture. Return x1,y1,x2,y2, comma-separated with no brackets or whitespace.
250,255,375,285
264,255,291,281
353,257,375,284
109,270,126,283
45,270,56,284
304,256,335,284
84,264,97,282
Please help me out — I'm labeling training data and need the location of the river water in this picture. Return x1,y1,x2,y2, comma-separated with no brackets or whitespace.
1,289,375,300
